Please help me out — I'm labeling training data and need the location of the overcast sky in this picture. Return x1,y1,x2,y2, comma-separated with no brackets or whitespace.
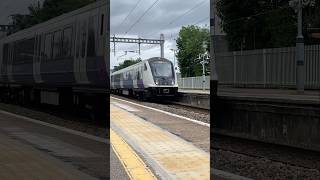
110,0,210,69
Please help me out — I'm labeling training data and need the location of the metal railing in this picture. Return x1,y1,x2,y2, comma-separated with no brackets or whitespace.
216,45,320,89
177,76,210,90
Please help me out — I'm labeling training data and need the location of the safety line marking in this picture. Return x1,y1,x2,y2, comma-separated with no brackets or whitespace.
110,129,157,180
110,96,210,127
112,102,140,112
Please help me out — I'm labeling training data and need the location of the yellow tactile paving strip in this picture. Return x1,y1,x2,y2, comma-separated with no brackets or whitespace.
110,104,210,180
0,133,95,180
111,129,157,180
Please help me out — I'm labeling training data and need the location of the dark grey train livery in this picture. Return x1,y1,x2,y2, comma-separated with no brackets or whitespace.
111,57,178,98
0,1,109,120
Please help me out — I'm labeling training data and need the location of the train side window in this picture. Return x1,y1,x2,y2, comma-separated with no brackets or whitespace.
2,44,8,66
87,16,96,57
53,30,62,60
137,71,141,80
100,14,104,36
44,33,53,61
26,38,35,63
81,21,87,58
62,27,72,58
40,34,46,61
76,26,81,58
16,38,35,64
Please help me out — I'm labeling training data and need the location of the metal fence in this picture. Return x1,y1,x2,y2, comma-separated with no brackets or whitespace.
177,76,210,90
216,45,320,89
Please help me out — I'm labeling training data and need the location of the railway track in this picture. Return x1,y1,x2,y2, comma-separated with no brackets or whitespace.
212,134,320,179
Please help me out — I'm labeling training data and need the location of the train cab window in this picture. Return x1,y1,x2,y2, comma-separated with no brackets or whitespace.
53,30,62,59
62,28,72,57
44,33,53,61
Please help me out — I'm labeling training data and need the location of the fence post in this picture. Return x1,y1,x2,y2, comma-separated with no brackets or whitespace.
263,49,267,88
233,51,237,86
182,78,184,89
191,77,194,89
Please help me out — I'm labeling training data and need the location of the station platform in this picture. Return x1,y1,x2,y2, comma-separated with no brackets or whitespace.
110,97,210,179
0,132,95,180
179,89,210,95
0,109,113,179
179,87,320,103
177,87,319,109
214,87,320,152
218,87,320,104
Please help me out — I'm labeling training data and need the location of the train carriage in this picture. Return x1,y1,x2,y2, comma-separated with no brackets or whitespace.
0,0,109,122
111,57,178,99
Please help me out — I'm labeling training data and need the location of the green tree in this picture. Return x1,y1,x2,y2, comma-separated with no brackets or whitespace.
216,0,320,50
176,25,210,78
9,0,94,33
113,58,142,72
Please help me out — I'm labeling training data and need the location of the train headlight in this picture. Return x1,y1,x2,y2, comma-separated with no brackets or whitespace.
171,80,175,85
155,80,159,85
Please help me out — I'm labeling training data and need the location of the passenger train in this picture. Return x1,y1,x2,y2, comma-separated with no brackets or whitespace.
111,57,178,99
0,0,109,122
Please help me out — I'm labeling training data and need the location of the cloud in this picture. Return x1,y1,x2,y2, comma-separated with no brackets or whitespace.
110,0,210,69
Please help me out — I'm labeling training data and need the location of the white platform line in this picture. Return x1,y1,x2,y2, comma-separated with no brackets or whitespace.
0,110,108,144
111,96,210,127
112,102,140,112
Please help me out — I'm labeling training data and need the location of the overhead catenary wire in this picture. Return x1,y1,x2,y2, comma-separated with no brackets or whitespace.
124,0,161,35
166,0,207,26
116,0,143,35
194,16,209,26
143,0,208,38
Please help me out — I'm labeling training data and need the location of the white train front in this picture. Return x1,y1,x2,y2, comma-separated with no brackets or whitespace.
111,57,178,98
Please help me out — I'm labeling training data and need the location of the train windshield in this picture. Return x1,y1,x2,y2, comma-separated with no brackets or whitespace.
149,61,173,77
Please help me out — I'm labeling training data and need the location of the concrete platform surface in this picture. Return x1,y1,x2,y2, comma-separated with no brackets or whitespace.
0,132,97,180
0,109,122,180
179,88,210,95
110,103,210,180
179,87,320,103
218,87,320,104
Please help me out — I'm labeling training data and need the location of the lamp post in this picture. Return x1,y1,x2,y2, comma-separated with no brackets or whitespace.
198,52,209,91
296,0,305,93
170,49,177,69
289,0,315,93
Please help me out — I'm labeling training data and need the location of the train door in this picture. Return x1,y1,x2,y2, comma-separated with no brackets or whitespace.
33,34,43,83
7,43,14,82
79,15,89,83
74,15,89,84
0,43,7,82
